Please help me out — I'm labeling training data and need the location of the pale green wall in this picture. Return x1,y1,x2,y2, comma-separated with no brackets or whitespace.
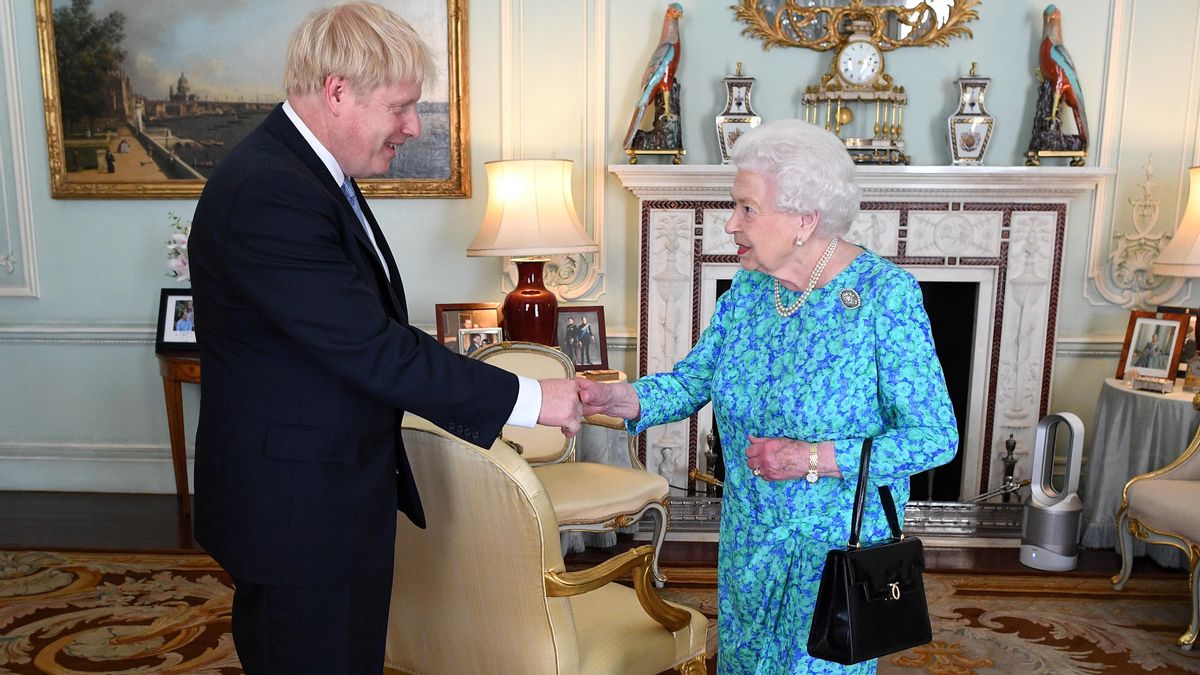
0,0,1196,492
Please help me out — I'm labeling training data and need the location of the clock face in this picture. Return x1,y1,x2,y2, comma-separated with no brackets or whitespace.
837,41,882,86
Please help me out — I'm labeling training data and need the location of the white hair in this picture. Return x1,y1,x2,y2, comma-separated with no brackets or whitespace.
729,119,861,236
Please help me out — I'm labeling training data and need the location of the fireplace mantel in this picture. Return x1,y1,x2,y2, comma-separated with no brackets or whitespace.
610,164,1110,201
611,163,1110,503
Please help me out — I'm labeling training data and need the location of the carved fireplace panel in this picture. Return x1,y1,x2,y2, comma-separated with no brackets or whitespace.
613,165,1103,501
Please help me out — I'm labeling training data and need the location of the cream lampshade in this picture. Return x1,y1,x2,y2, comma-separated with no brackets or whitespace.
1152,166,1200,277
468,159,597,345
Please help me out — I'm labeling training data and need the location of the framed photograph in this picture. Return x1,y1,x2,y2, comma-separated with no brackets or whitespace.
155,288,198,354
1157,305,1199,376
435,303,501,354
35,0,469,199
1116,310,1190,380
459,327,503,356
557,306,607,371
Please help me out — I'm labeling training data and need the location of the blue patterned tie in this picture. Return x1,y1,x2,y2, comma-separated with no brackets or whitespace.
341,178,390,281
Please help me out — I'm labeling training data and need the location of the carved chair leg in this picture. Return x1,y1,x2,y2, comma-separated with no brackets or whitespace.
1112,508,1134,589
1183,552,1200,649
675,653,707,675
647,501,669,587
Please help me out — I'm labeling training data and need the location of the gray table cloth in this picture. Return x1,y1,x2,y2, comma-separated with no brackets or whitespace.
1080,377,1198,569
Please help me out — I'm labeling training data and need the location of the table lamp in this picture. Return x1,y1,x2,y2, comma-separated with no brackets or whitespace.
467,159,598,345
1152,166,1200,388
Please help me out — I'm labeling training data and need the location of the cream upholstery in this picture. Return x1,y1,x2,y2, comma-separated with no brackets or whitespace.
471,341,671,584
384,416,707,675
1113,423,1200,649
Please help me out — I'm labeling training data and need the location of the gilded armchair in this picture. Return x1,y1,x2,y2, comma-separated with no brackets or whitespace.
1112,422,1200,649
384,416,707,674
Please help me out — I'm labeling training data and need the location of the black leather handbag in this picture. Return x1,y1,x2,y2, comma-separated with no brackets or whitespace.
807,437,932,665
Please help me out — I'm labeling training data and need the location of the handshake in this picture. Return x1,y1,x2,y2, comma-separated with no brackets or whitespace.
536,377,641,437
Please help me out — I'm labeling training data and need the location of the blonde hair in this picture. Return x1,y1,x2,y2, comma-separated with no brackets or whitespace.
284,2,434,97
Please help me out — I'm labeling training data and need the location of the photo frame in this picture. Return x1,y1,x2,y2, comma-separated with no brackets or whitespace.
1116,310,1190,381
35,0,469,199
435,302,501,354
459,327,503,356
1157,305,1199,376
155,288,198,354
556,306,607,371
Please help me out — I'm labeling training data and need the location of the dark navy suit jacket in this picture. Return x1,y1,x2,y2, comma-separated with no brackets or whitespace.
189,105,518,587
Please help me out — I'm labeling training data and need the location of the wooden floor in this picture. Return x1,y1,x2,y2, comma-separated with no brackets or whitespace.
0,491,1182,579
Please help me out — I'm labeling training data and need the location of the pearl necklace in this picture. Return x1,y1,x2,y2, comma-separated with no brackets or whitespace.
773,237,839,318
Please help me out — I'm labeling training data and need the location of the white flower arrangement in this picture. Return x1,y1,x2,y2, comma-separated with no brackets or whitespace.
165,212,191,282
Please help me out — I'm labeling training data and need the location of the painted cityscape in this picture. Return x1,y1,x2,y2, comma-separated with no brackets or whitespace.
50,0,452,184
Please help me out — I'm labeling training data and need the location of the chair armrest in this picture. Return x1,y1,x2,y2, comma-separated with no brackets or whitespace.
544,545,690,631
584,414,626,430
1120,422,1200,513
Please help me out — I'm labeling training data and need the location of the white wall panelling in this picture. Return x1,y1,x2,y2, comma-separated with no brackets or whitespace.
497,0,607,301
0,0,38,297
1085,0,1200,309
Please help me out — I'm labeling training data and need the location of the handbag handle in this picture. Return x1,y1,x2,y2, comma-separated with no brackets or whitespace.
846,437,903,548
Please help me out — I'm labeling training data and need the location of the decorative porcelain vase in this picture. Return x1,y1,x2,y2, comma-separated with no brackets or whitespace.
715,63,761,164
947,64,994,166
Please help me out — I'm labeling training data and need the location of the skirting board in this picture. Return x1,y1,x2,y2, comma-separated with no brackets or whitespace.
0,443,191,494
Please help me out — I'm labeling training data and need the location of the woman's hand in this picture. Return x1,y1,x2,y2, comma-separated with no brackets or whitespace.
745,435,842,482
576,378,641,420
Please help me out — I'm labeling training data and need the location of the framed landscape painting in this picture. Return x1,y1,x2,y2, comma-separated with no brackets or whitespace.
36,0,469,199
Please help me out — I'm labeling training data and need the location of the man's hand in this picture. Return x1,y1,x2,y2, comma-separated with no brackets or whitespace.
576,378,641,419
538,378,583,437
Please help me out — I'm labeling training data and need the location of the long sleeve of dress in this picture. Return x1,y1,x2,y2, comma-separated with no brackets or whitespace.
830,270,958,484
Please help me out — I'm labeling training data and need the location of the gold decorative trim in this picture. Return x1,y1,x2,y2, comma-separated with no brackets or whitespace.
1121,515,1200,647
34,0,470,199
676,654,707,675
732,0,980,52
1118,423,1200,513
544,544,690,631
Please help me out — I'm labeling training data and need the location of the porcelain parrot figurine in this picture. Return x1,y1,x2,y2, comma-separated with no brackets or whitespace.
1038,4,1087,142
623,3,684,150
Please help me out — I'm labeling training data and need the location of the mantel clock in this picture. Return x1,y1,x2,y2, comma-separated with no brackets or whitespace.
734,0,982,165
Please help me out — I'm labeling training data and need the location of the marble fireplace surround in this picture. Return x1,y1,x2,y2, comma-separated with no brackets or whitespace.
611,165,1107,502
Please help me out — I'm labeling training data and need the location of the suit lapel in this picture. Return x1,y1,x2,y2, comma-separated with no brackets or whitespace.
263,107,408,321
346,179,408,319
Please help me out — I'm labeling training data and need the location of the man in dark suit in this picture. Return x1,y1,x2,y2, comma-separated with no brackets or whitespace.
187,3,581,672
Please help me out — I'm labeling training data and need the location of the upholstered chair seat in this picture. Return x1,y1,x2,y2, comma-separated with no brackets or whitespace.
1113,426,1200,649
383,416,707,675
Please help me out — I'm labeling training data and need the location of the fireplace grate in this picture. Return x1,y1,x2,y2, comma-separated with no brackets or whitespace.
660,496,1024,538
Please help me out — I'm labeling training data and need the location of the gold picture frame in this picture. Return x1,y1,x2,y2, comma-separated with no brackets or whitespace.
35,0,470,199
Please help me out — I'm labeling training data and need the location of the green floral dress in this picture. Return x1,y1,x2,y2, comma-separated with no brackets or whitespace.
630,251,958,674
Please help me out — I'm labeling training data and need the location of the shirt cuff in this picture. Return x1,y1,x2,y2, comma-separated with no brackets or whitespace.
506,375,542,428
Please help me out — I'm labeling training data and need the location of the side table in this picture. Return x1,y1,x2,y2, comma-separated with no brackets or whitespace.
156,353,200,516
1080,377,1199,568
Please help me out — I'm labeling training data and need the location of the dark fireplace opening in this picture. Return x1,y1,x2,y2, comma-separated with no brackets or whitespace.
705,278,976,501
912,281,975,501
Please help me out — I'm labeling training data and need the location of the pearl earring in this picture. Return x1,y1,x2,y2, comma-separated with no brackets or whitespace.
795,235,806,247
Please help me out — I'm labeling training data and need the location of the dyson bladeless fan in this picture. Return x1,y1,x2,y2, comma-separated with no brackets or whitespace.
1019,412,1085,571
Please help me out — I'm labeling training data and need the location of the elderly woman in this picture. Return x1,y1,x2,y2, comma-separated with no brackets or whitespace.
579,119,957,674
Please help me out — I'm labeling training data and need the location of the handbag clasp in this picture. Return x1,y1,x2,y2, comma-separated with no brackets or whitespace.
888,581,900,600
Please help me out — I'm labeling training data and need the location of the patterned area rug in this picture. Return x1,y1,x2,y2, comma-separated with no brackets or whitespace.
2,550,1199,674
658,566,1200,674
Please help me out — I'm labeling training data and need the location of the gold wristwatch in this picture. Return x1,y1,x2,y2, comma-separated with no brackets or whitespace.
806,441,820,483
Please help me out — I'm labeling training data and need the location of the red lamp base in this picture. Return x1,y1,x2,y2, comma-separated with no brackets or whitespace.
503,258,558,345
